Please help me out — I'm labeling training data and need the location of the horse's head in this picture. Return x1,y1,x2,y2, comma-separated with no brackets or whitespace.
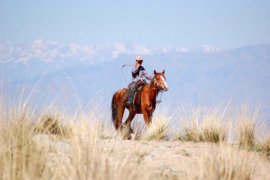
152,70,169,91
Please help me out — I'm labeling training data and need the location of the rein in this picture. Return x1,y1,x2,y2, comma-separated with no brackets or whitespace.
121,65,165,104
157,91,163,104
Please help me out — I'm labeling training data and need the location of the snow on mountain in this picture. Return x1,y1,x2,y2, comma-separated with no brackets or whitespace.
1,41,270,113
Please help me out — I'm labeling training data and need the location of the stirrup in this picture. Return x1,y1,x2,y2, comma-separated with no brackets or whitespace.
126,100,133,106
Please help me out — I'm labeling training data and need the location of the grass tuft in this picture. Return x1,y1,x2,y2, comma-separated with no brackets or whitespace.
237,108,258,150
0,111,47,179
141,118,169,141
258,135,270,157
34,113,72,139
178,108,227,143
196,145,253,180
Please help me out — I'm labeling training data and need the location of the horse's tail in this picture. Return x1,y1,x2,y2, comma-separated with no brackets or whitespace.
111,92,118,128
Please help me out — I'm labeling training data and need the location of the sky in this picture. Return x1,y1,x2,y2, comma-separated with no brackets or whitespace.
1,0,270,115
0,0,270,49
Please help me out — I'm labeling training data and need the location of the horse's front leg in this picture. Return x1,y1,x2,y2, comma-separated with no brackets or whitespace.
142,103,155,127
148,110,154,123
142,110,152,127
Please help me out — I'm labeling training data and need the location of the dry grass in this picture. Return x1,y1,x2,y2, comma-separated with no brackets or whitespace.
34,113,72,139
0,108,152,179
141,117,169,141
237,119,255,149
195,145,253,180
178,107,227,143
236,108,258,150
258,135,270,157
0,104,269,179
0,110,47,179
69,133,151,180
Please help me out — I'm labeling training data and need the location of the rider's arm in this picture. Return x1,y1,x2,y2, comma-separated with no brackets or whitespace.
131,67,140,77
139,70,151,80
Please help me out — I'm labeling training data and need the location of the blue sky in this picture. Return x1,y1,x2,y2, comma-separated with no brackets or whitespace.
1,0,270,49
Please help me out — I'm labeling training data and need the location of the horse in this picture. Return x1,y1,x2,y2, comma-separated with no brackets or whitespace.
111,70,168,133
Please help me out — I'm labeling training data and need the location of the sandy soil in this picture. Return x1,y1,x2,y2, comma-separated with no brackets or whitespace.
33,134,270,179
99,140,270,179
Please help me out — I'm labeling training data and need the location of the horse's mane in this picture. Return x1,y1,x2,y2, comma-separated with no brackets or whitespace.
149,75,158,89
150,77,155,85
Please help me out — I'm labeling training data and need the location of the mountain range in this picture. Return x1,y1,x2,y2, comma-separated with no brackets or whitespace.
1,41,270,115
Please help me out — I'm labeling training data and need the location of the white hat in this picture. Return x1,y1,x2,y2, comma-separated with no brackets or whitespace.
135,56,143,61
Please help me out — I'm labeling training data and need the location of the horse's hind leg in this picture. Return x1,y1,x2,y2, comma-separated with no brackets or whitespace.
124,110,136,133
121,110,136,139
115,106,125,130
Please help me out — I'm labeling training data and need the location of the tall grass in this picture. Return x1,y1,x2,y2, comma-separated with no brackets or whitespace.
195,145,253,180
178,107,227,143
236,107,258,150
0,109,47,179
34,113,72,139
0,107,152,179
258,135,270,157
140,117,169,141
0,103,269,179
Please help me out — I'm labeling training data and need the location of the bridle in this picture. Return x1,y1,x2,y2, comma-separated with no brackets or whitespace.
152,76,164,104
152,77,165,90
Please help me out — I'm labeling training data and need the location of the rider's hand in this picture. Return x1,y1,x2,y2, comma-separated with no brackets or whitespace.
135,62,140,68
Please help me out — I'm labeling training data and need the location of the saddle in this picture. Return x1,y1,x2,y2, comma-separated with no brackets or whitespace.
123,84,146,108
136,85,144,92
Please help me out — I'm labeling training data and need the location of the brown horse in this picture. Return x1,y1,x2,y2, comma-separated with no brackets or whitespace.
111,70,168,132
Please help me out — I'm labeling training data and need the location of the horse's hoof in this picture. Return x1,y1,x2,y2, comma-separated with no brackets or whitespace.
130,133,136,140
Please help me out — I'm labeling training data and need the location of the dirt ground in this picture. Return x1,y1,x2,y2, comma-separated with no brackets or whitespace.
98,139,270,179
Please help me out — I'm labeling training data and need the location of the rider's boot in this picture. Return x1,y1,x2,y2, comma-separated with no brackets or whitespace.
127,88,135,107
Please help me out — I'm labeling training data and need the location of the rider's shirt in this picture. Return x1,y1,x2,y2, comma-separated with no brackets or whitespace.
131,66,151,82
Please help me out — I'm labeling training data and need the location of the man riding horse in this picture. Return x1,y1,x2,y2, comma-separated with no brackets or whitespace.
127,56,151,108
111,56,168,134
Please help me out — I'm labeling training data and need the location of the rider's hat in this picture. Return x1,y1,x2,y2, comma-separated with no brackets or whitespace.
135,56,143,62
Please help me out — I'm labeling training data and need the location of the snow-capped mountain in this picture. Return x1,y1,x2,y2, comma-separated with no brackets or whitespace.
1,40,270,113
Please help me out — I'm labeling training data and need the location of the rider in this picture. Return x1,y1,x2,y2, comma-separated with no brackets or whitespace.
127,56,151,107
